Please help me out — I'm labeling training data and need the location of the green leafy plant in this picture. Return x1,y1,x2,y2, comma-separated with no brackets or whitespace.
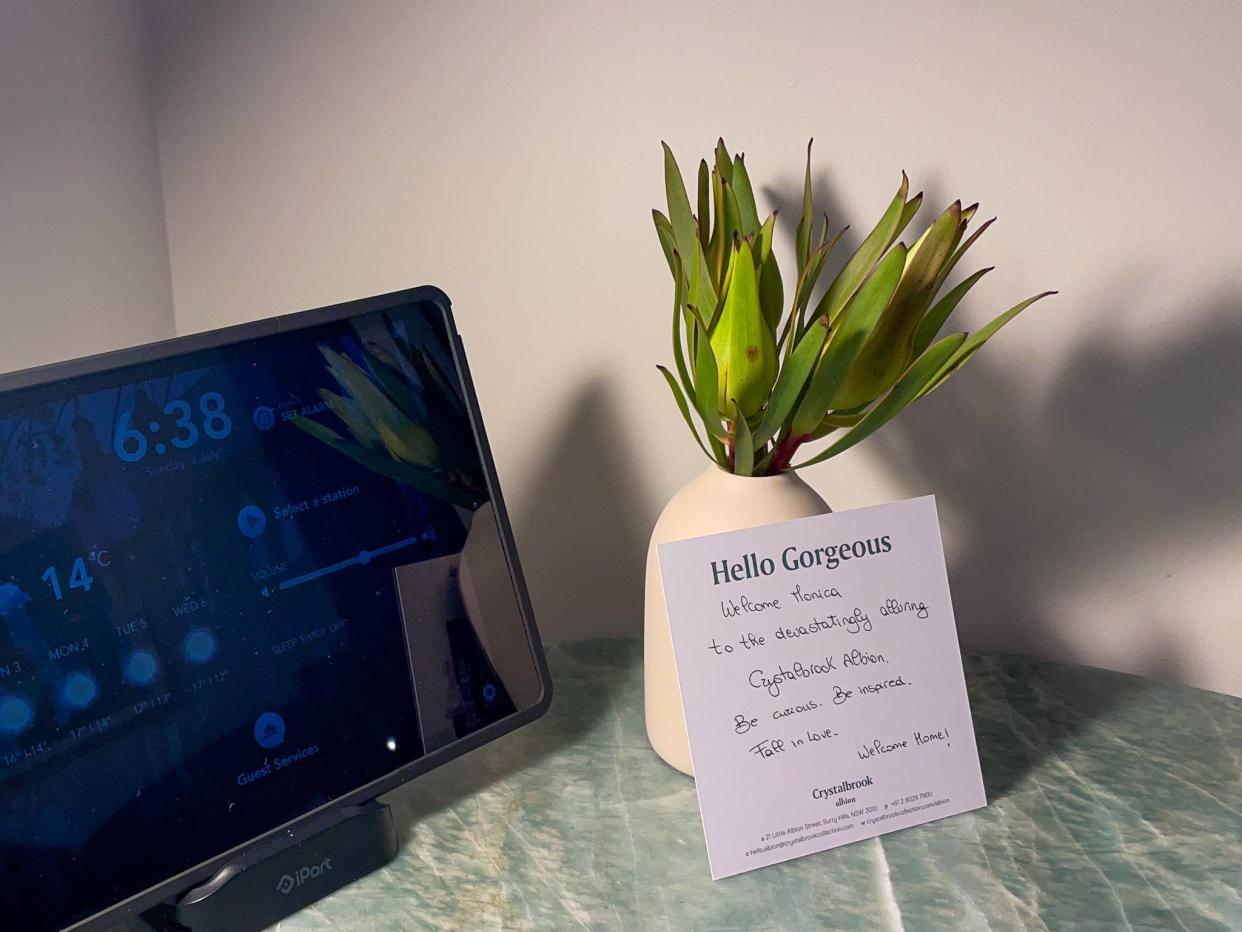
296,335,487,509
654,139,1055,475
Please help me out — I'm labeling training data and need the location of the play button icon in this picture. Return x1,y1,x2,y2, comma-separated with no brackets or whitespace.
237,505,267,539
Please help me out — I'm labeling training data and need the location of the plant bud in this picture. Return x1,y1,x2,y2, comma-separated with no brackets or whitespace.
710,240,777,418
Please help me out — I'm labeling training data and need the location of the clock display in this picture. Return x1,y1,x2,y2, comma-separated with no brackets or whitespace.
113,391,233,462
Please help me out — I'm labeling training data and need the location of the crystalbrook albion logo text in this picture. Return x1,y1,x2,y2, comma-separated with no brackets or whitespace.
812,775,874,800
276,857,333,894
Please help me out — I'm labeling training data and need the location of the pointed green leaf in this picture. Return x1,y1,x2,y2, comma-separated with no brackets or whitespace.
795,139,814,275
732,400,754,476
830,201,961,409
318,389,384,451
898,192,923,235
813,171,911,326
715,138,733,183
320,348,438,467
732,155,760,237
753,316,830,446
920,291,1057,396
653,209,677,278
662,143,697,268
663,143,717,318
935,216,995,295
790,244,907,434
722,183,742,259
670,250,693,398
759,231,784,333
755,213,783,331
689,307,728,441
912,266,992,357
794,332,967,467
658,365,715,462
708,167,727,287
295,417,480,508
756,213,775,267
697,160,711,250
709,239,777,418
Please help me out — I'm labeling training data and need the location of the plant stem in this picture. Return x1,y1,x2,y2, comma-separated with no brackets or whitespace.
768,433,805,474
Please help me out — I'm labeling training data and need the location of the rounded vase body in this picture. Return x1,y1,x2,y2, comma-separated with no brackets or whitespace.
644,465,830,775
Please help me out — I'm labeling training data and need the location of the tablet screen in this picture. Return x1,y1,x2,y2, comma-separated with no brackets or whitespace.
0,299,543,930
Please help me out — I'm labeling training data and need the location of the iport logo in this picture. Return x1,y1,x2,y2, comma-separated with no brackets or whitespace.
275,857,333,894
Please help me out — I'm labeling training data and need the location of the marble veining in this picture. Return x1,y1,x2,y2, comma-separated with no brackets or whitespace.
276,640,1242,931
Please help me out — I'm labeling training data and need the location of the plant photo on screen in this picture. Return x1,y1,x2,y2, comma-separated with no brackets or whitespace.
295,331,487,509
653,139,1056,476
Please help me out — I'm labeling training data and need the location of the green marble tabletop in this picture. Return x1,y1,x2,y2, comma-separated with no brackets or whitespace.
277,639,1242,931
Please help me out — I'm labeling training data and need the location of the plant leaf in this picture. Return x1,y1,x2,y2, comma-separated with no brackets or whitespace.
731,154,760,237
715,137,733,183
689,307,728,442
707,166,726,288
757,214,783,332
791,244,906,434
662,143,697,270
658,365,714,461
912,266,992,357
794,332,967,467
722,183,742,262
753,316,830,446
709,239,777,418
320,348,439,467
732,400,754,476
812,171,911,326
935,216,995,295
829,201,961,409
920,291,1057,397
653,209,677,277
697,160,711,250
795,139,814,275
663,143,717,319
898,192,923,235
297,418,481,508
670,250,694,398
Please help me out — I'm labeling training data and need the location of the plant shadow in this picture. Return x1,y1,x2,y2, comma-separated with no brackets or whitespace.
873,296,1242,794
763,169,1242,796
384,380,647,835
510,378,651,641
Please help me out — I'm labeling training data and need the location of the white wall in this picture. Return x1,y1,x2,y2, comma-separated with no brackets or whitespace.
0,0,174,372
149,0,1242,695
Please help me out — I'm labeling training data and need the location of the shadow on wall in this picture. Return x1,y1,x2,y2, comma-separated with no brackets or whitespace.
763,168,1242,690
510,379,652,641
870,291,1242,684
763,167,1242,786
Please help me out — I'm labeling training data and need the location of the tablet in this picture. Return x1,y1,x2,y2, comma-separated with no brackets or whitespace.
0,288,549,931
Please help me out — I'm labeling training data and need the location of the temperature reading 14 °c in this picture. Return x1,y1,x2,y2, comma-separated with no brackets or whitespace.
113,391,233,463
40,551,109,601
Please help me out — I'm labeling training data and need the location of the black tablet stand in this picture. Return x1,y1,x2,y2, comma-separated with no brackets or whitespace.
128,800,398,932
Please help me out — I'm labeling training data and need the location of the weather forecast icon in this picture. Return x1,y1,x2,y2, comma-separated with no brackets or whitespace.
60,672,99,710
0,695,33,736
123,649,160,686
183,627,219,664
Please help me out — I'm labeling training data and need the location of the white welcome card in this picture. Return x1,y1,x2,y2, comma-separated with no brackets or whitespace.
658,495,986,879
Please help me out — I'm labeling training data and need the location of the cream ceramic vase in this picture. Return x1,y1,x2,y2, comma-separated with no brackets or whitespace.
644,464,831,775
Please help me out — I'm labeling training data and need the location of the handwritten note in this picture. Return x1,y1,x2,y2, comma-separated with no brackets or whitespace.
658,495,986,879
